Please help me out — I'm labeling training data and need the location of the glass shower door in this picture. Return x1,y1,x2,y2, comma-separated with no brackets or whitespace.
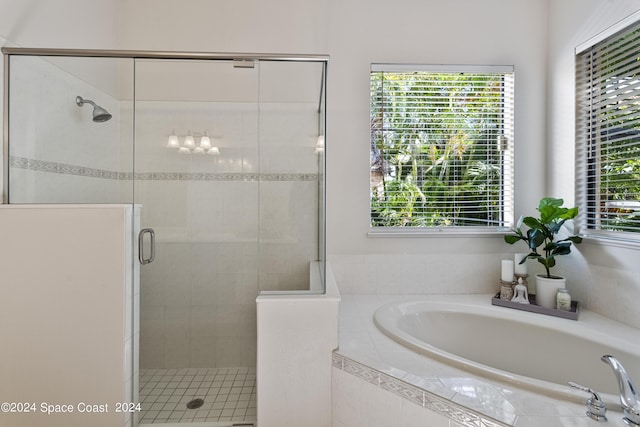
256,60,326,293
134,58,260,424
4,49,326,427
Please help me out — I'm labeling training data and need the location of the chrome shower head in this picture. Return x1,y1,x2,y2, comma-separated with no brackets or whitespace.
75,96,112,122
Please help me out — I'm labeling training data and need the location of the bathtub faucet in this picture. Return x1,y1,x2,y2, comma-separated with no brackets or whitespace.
568,381,607,421
601,354,640,426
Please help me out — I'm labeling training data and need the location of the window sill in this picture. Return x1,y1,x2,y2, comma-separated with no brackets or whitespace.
368,227,509,238
579,233,640,250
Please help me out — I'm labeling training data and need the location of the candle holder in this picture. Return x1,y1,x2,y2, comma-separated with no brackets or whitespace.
499,279,515,300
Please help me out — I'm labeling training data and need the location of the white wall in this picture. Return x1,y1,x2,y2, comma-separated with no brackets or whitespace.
0,205,136,427
117,0,328,53
0,0,119,49
545,0,640,328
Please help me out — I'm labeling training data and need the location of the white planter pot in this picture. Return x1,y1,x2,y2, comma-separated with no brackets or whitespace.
534,274,566,309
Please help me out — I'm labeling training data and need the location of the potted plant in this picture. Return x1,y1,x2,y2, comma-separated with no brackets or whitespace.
504,197,583,308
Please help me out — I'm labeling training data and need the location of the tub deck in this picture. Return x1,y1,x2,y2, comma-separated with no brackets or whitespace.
334,294,631,427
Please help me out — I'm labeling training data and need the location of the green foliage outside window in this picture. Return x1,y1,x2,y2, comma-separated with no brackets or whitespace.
577,24,640,237
597,126,640,232
370,70,511,228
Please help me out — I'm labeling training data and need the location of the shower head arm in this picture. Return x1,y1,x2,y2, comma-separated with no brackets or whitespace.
75,96,96,107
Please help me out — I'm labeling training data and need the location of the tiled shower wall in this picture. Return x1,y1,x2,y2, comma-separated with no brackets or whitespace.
8,55,124,203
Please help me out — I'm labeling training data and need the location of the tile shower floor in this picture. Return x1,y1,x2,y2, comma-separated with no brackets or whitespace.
139,367,256,424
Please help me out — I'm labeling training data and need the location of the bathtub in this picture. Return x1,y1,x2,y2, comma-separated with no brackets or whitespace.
373,295,640,405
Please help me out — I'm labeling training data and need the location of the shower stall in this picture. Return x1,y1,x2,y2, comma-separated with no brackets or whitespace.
2,48,327,426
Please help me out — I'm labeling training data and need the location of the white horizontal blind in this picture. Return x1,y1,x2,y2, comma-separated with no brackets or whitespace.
576,19,640,239
370,65,514,229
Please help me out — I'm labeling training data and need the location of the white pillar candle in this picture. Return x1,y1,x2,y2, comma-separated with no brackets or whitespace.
501,259,514,282
514,253,528,275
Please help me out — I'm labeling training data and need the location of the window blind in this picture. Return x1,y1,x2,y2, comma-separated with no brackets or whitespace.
576,19,640,239
370,64,514,230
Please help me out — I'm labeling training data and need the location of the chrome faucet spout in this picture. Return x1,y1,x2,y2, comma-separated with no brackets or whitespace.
601,354,640,426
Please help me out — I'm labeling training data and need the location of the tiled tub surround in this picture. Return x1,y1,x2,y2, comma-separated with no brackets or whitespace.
328,253,640,331
335,294,633,427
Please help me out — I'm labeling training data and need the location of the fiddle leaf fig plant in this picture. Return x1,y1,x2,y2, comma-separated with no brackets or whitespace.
504,197,583,278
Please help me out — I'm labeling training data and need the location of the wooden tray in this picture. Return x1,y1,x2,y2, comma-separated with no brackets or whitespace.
491,293,579,320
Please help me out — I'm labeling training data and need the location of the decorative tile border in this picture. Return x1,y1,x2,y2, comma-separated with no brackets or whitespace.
332,353,508,427
10,156,119,179
9,156,318,182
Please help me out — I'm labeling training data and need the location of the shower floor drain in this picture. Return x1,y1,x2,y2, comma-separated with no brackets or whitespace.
186,398,204,409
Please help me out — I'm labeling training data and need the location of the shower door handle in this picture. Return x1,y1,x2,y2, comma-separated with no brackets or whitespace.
138,228,156,265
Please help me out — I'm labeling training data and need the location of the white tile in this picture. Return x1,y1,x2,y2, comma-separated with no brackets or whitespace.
400,398,449,427
332,368,363,427
360,379,402,427
165,306,191,336
514,415,592,427
138,367,256,424
190,307,218,337
164,335,191,368
215,303,256,337
140,306,165,338
190,279,218,307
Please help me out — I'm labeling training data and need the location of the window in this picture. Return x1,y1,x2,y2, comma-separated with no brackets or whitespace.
576,15,640,240
370,64,514,232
